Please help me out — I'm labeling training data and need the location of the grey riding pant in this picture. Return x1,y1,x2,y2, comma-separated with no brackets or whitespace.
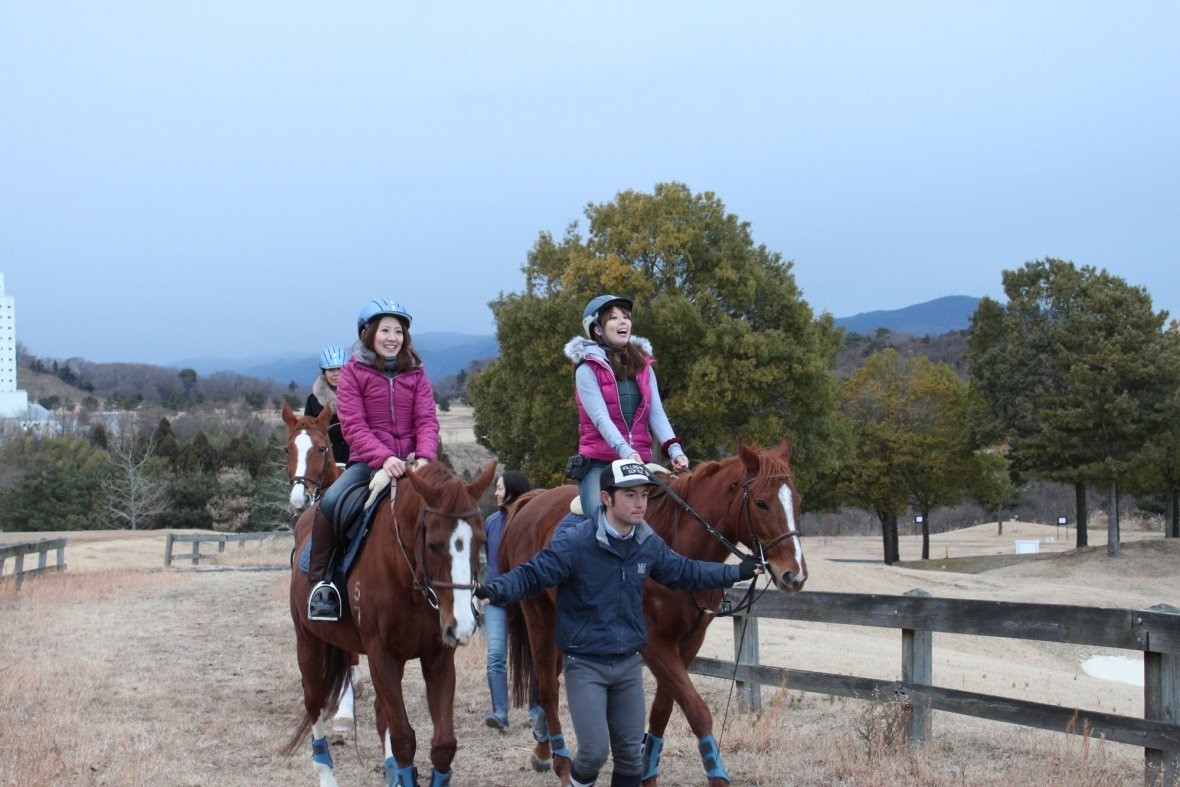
563,651,645,781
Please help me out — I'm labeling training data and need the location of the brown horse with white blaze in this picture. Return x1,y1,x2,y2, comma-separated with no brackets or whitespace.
284,460,497,787
502,438,806,787
282,403,341,511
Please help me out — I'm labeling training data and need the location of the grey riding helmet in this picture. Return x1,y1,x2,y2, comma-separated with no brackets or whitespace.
581,294,633,339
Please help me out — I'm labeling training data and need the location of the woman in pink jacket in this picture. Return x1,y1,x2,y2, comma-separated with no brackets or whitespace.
306,298,440,621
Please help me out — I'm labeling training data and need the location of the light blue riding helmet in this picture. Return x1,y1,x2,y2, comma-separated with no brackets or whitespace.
356,299,413,335
582,294,633,339
318,345,347,370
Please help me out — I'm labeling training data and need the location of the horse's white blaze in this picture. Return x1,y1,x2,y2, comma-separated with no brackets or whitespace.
449,520,478,642
289,430,313,508
777,483,806,583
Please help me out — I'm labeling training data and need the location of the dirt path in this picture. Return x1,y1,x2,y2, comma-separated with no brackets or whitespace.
2,526,1171,785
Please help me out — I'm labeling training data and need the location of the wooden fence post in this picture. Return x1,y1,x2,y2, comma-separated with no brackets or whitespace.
164,533,174,567
733,609,761,712
14,552,25,590
902,588,933,744
1144,603,1180,787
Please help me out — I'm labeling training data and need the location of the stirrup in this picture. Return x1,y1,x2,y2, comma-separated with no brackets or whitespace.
308,581,341,621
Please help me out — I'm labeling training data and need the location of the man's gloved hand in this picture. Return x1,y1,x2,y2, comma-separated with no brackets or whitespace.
474,584,497,603
738,554,760,581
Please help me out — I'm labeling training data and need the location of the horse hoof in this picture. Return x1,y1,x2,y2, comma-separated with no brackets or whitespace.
530,754,552,773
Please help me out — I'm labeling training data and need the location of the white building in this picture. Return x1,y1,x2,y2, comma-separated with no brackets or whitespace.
0,273,30,417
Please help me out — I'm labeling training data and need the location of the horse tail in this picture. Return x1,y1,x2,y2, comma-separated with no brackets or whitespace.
282,641,352,755
507,600,533,710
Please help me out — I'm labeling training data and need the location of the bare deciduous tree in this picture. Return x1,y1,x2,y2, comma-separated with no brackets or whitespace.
104,416,171,530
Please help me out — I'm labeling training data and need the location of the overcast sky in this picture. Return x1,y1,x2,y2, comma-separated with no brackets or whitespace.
4,2,1178,366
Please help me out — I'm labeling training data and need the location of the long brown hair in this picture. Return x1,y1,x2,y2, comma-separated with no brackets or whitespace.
361,316,423,373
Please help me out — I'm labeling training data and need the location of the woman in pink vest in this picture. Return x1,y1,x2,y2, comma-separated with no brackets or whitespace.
306,298,440,621
563,294,689,519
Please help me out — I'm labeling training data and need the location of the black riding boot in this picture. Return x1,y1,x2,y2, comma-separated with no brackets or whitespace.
307,507,341,621
609,772,642,787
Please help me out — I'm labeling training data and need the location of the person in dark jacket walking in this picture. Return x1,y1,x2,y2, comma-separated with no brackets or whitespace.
475,460,760,787
304,345,349,465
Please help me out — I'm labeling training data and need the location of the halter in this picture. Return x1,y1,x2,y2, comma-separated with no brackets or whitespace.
393,498,482,610
289,427,336,504
647,469,802,617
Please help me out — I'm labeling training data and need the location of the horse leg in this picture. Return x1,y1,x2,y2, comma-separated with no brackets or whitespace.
641,639,730,787
291,635,351,787
524,606,572,784
366,655,418,786
332,679,356,735
420,647,459,786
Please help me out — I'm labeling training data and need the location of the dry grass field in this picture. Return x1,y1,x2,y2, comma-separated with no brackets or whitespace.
2,518,1175,786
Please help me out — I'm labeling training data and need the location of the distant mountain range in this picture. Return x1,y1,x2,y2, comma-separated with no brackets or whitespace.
172,332,499,386
833,295,980,336
171,297,982,384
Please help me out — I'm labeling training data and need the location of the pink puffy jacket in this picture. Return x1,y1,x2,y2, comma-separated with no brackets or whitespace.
335,353,440,469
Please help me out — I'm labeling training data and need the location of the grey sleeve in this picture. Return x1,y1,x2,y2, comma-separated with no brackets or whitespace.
645,367,684,460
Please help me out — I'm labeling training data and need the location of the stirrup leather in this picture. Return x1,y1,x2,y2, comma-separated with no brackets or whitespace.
308,580,341,621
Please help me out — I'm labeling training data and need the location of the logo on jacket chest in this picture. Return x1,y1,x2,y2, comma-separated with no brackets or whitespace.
636,562,648,576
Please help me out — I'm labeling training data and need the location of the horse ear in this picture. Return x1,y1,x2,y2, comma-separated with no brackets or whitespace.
405,468,444,507
282,403,297,427
738,437,760,475
318,403,334,426
467,461,497,501
777,435,794,462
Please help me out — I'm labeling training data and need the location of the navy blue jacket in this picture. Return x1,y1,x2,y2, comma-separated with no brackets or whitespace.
484,512,741,658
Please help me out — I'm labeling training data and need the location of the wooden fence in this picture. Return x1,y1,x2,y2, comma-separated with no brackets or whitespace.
691,588,1180,786
0,538,68,589
163,531,293,567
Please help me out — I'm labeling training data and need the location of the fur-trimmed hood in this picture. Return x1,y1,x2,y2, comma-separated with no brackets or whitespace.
311,375,337,410
563,335,653,365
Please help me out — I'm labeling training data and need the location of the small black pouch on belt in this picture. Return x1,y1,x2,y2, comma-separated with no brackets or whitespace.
564,454,591,481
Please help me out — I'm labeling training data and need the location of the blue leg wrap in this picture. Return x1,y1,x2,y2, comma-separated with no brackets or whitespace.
641,733,664,780
698,734,730,782
429,767,452,786
549,732,572,761
311,736,333,769
384,758,417,787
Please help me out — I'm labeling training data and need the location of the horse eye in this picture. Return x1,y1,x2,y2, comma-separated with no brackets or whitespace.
755,499,770,511
427,541,445,554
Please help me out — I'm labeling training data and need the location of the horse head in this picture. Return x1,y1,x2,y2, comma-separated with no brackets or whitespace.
735,436,807,592
282,402,338,510
403,460,497,647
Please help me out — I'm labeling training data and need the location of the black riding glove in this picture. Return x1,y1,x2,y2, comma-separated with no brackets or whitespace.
738,555,759,581
474,584,497,603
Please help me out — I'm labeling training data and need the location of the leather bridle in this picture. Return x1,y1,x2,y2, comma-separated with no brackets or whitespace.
289,428,335,505
395,502,482,610
648,470,803,617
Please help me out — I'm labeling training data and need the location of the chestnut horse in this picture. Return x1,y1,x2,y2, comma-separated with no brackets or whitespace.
502,438,807,787
282,403,341,511
284,460,497,787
